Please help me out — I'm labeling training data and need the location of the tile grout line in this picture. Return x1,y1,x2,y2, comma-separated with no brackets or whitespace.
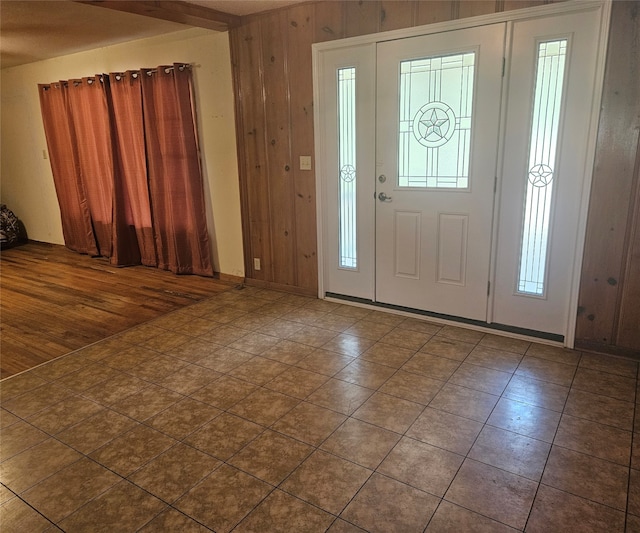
519,348,582,532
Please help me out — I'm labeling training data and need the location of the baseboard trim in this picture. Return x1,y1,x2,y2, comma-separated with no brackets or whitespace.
244,278,317,297
216,273,245,285
575,340,640,360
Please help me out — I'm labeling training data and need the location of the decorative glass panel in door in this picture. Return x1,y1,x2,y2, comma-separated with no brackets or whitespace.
518,39,568,296
398,52,475,189
338,67,357,270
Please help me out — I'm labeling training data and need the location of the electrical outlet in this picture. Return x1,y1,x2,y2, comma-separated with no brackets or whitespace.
299,155,312,171
253,258,261,271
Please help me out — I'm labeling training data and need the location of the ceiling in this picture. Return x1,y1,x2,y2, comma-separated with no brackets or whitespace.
0,0,307,69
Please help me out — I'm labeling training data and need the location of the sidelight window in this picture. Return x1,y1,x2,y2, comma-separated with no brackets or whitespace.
517,39,568,296
338,67,357,269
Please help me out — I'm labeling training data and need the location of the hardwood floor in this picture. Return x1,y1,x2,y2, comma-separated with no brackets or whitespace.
0,242,234,379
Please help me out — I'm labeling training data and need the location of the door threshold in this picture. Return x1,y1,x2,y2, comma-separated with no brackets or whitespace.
324,292,564,345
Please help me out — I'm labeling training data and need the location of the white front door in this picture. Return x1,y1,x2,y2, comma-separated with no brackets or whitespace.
375,25,505,320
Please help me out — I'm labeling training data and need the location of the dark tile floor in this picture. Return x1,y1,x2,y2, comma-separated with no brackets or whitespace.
1,287,638,532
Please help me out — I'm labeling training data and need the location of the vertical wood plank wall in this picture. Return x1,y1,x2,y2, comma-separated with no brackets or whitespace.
576,0,640,355
229,0,640,354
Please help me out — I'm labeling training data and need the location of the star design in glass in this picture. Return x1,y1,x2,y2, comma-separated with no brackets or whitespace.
528,164,553,187
420,109,449,140
340,164,356,183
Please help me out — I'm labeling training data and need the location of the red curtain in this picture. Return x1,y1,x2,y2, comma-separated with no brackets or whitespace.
38,64,213,276
141,66,212,276
67,76,114,257
38,83,97,255
108,71,156,267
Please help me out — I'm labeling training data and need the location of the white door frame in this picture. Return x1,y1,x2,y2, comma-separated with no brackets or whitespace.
312,0,611,347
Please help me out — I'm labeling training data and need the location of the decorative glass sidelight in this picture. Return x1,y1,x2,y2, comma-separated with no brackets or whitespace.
517,39,568,296
338,67,357,269
398,52,475,188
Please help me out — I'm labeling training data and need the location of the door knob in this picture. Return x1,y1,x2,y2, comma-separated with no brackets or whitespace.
378,191,392,202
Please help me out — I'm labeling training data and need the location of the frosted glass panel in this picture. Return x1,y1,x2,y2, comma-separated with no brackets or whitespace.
518,39,567,295
398,52,475,188
338,67,357,269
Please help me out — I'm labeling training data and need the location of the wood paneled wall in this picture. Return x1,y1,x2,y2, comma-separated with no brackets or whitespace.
576,0,640,355
229,0,640,353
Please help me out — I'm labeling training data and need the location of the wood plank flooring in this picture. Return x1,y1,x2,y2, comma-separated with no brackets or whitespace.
0,242,234,379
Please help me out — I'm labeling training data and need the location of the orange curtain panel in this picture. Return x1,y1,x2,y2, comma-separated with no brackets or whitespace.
38,64,213,276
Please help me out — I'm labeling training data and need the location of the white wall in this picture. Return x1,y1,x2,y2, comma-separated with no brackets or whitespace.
0,28,245,277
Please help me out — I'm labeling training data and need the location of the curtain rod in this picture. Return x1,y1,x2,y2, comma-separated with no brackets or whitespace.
40,64,192,90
